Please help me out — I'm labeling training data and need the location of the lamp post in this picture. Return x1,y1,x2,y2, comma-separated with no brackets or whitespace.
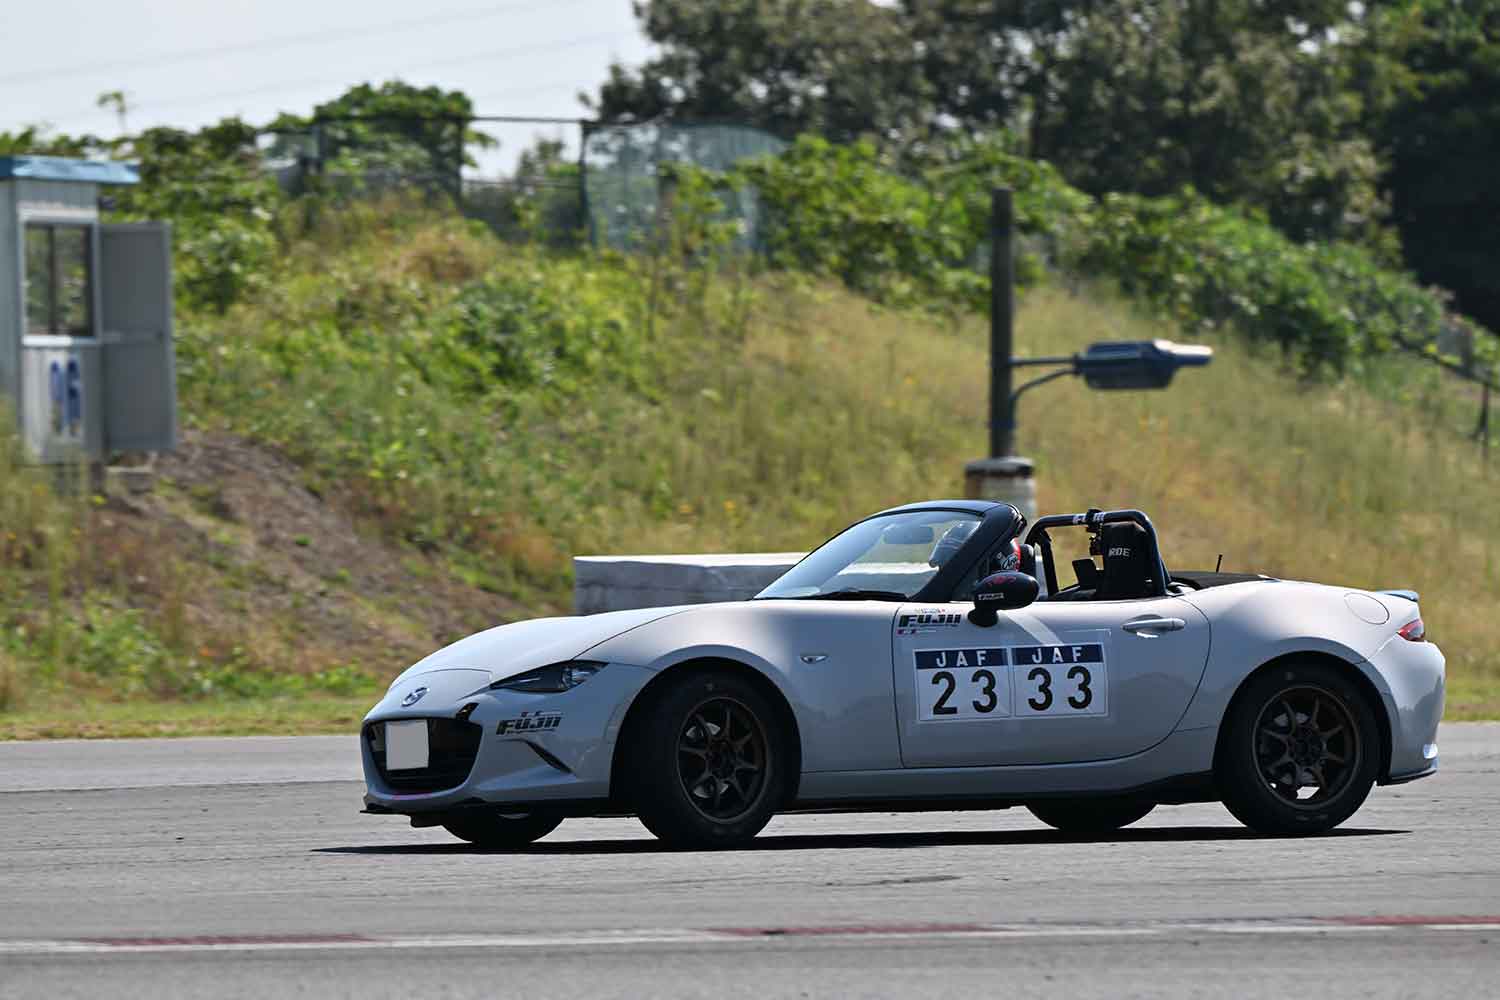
965,189,1214,516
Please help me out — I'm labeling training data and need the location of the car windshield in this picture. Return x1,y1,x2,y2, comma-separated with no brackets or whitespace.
756,510,983,601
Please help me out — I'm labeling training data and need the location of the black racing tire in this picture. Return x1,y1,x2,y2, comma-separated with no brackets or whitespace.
1216,661,1380,836
628,670,788,849
1026,798,1155,833
441,810,562,848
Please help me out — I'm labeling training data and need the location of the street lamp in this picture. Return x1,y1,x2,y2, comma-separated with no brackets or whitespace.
1007,339,1214,421
1076,339,1214,389
966,189,1214,515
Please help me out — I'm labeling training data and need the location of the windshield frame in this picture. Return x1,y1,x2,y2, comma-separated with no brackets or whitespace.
754,503,1022,603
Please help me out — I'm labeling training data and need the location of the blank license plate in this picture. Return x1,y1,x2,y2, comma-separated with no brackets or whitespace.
385,719,429,770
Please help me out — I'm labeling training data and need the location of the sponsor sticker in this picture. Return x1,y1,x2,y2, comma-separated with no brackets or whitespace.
496,711,562,735
897,609,963,636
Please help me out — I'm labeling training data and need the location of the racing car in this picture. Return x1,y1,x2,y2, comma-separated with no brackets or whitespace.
361,501,1444,848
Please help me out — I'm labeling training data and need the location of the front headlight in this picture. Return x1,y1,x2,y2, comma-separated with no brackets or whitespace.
490,660,605,693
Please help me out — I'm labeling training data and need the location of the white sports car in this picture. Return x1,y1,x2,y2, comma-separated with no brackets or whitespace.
361,501,1444,848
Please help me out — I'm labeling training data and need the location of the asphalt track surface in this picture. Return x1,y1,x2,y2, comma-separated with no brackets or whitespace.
3,725,1499,999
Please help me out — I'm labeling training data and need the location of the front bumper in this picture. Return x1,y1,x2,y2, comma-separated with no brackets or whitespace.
361,663,654,814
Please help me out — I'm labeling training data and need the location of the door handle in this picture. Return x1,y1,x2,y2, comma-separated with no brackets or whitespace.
1123,617,1186,636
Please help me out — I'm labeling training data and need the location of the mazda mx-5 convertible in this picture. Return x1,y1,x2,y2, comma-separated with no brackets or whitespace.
360,501,1444,848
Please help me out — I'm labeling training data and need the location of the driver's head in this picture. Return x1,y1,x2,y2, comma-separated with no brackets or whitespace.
994,537,1037,576
928,520,978,567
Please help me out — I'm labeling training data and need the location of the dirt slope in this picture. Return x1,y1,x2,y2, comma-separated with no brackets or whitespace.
107,430,520,678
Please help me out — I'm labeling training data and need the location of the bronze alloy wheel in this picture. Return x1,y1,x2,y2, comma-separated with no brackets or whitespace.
630,670,787,847
1251,684,1362,808
675,696,770,822
1217,661,1380,835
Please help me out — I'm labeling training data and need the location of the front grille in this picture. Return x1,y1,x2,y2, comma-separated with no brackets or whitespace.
366,718,482,794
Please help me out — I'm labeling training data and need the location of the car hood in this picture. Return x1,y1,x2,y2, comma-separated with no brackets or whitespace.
387,604,695,689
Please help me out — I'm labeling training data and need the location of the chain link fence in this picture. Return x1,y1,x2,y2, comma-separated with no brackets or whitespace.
582,122,787,251
258,115,786,251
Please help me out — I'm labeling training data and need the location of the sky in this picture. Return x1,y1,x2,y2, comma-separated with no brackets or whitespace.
0,0,653,176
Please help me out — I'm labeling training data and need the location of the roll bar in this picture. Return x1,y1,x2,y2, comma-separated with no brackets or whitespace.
1022,508,1171,599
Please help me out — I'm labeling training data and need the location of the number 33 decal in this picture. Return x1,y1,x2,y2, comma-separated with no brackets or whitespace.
1025,665,1093,711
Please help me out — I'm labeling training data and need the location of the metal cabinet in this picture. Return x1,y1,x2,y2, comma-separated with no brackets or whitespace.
0,156,176,464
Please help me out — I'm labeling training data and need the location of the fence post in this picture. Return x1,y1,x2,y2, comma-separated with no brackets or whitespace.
578,121,593,248
450,117,464,202
1477,371,1492,457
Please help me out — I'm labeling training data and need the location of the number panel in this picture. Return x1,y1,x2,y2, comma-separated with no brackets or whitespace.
914,643,1109,722
914,648,1011,721
1011,644,1108,718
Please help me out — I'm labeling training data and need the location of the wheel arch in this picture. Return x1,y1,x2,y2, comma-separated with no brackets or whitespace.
1212,650,1393,782
608,656,804,807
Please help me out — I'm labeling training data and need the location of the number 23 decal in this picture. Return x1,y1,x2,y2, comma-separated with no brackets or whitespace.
930,668,1000,715
1025,665,1093,711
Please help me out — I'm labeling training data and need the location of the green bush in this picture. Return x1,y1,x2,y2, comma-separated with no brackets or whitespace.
437,268,640,396
734,134,1493,375
734,134,1088,310
110,120,286,315
1074,190,1494,375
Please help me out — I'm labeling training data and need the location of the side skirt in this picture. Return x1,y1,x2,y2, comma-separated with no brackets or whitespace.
787,771,1217,815
362,772,1219,824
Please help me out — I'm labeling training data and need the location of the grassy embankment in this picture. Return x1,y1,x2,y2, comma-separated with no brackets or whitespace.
2,205,1495,738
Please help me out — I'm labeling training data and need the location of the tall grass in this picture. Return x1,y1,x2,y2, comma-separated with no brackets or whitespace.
0,645,20,712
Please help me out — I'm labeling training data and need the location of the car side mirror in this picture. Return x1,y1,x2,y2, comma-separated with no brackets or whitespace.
968,571,1039,627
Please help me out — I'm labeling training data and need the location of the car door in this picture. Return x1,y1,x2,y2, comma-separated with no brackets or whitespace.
891,597,1211,767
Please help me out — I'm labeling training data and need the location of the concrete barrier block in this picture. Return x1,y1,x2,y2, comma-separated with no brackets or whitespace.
573,553,805,614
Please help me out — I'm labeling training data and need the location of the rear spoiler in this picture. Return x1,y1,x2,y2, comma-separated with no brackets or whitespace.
1379,589,1419,603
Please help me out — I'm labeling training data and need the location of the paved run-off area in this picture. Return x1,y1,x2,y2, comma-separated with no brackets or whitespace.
1,726,1498,999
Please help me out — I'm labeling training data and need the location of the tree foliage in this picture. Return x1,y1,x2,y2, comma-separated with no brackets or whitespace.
267,80,495,190
0,127,99,158
111,120,284,314
598,1,1388,243
1370,0,1500,336
588,0,931,142
596,0,1500,346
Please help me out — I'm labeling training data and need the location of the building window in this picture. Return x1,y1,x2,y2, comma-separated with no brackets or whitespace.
24,223,93,337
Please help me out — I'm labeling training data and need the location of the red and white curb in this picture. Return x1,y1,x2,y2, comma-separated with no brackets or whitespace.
1,917,1498,956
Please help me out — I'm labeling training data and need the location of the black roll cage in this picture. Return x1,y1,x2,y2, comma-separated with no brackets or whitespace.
1023,508,1171,599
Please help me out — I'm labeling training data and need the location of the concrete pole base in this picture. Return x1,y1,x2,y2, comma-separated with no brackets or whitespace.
964,456,1037,520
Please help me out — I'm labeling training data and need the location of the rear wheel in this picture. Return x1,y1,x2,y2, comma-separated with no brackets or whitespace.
1216,662,1380,835
441,810,562,848
628,670,787,849
1027,798,1155,833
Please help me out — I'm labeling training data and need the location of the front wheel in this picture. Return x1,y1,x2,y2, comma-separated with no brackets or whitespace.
441,810,562,848
628,670,788,849
1027,798,1155,833
1216,662,1380,835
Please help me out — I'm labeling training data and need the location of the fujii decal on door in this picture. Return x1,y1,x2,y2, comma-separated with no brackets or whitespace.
914,641,1109,721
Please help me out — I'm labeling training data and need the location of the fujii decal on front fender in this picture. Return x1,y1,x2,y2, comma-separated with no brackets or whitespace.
897,610,963,635
496,711,562,735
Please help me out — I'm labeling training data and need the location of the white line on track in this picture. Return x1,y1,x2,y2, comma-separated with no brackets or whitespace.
2,919,1497,956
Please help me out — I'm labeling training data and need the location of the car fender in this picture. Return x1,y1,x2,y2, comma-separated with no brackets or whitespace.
1172,580,1401,734
382,605,697,692
585,600,905,772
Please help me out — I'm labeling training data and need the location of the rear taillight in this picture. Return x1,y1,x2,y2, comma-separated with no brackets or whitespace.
1398,618,1426,642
